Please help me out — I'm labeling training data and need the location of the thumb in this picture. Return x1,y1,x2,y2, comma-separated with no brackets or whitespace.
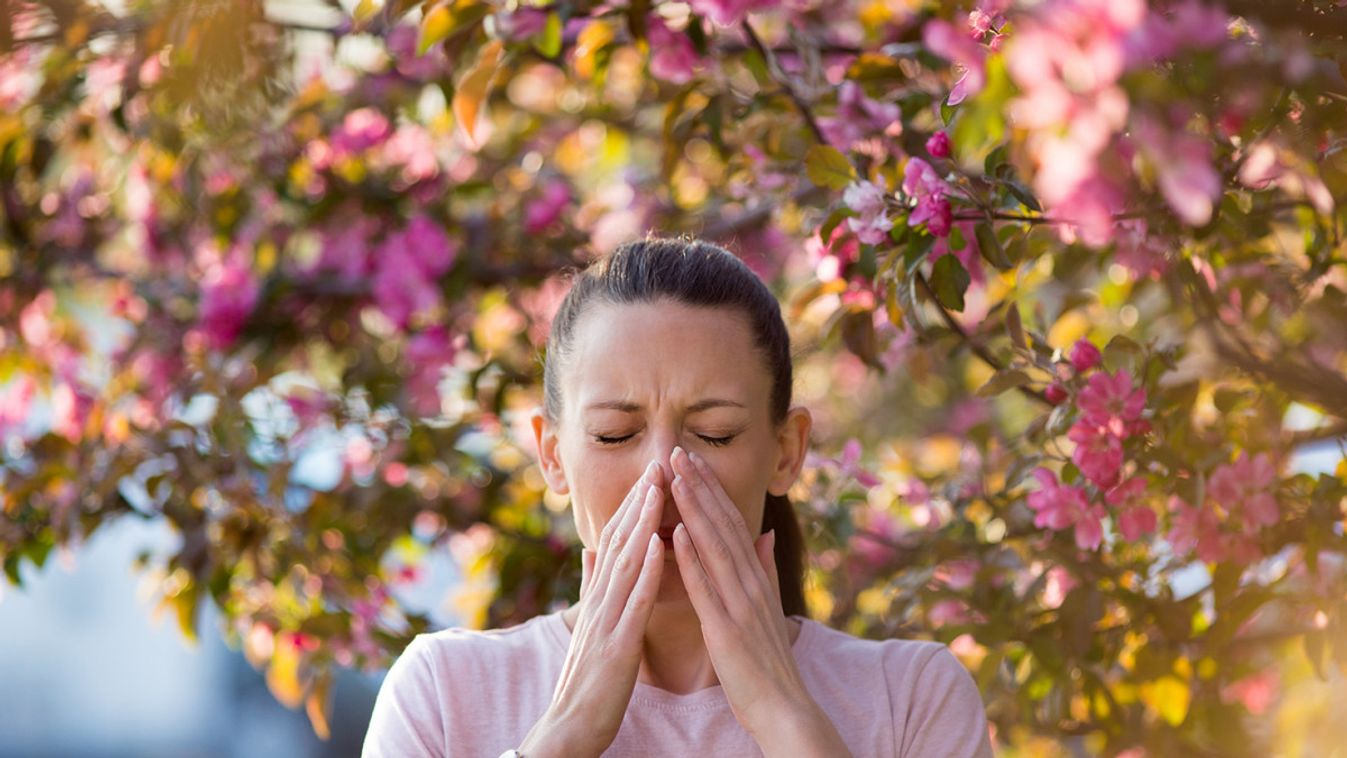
755,530,779,598
579,548,595,599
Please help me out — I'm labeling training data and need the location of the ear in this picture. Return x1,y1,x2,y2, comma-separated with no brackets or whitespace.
531,407,570,495
767,406,812,497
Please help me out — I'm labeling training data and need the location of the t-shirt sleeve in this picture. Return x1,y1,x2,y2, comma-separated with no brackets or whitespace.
898,646,994,758
362,636,446,758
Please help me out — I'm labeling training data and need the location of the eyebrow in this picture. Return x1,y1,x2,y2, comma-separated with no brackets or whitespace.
583,398,747,414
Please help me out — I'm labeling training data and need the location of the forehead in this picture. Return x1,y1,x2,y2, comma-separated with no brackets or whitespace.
563,299,771,412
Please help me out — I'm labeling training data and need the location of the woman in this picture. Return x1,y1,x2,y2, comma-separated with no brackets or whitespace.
363,238,993,757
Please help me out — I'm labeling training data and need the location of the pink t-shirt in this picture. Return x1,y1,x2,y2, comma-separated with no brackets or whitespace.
363,610,994,757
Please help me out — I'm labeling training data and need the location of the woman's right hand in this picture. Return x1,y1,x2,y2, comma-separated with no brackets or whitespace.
517,460,666,758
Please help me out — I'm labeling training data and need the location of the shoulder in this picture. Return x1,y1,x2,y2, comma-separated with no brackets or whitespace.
412,611,564,672
795,620,992,758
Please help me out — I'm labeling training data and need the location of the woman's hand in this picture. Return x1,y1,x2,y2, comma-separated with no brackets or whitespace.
518,460,667,758
668,446,851,757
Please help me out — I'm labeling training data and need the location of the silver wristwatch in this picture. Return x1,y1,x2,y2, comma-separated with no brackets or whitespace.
497,751,523,758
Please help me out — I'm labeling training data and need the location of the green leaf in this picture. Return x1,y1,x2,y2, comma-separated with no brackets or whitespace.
452,39,504,146
930,254,970,312
419,2,453,55
805,145,856,190
1005,180,1042,212
532,12,563,58
976,368,1031,397
1006,303,1026,349
974,221,1012,270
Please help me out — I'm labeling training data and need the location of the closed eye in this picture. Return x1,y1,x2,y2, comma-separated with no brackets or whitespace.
593,433,737,447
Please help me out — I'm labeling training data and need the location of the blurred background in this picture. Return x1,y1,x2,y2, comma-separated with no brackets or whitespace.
3,0,1347,755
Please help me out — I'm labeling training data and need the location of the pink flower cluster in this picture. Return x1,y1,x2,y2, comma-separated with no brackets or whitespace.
1003,0,1233,243
922,1,1008,105
902,157,952,237
1027,339,1157,550
1167,452,1280,564
842,180,893,244
819,82,902,154
198,256,261,350
689,0,775,26
648,18,701,85
372,215,459,329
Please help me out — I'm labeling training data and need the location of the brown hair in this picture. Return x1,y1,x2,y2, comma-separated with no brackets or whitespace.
542,237,807,617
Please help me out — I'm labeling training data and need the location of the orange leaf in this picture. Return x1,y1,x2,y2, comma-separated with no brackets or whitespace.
452,39,504,148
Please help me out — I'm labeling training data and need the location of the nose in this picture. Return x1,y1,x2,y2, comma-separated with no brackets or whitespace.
645,429,677,491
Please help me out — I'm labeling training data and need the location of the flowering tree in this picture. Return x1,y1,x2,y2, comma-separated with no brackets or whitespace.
3,0,1346,753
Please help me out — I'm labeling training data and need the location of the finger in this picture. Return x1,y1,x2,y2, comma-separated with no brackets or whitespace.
592,461,658,601
670,449,755,600
755,530,782,610
672,522,728,623
596,484,664,630
613,532,665,647
580,548,596,600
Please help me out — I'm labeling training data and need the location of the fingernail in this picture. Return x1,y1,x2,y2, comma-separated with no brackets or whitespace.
672,446,684,463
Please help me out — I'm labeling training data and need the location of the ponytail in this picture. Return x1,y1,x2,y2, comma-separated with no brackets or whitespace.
762,493,807,617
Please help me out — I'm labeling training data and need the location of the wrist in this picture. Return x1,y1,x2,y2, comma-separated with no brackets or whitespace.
517,707,602,758
748,696,851,758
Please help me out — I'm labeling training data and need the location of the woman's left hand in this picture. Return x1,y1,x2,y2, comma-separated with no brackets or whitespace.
668,446,850,757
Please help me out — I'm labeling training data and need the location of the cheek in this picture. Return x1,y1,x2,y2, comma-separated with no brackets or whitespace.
568,457,636,546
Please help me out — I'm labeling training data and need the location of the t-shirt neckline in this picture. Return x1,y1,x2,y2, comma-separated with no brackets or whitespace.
540,609,816,712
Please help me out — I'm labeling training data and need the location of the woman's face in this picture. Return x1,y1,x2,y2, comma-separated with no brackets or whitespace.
532,299,810,564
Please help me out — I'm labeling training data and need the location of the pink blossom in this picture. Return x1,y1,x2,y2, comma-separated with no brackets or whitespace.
842,181,893,245
405,326,458,415
1125,1,1230,65
1117,505,1158,541
926,131,952,159
1135,116,1222,227
819,82,902,152
198,258,260,350
935,559,979,591
1208,452,1280,532
50,381,94,443
369,217,454,328
929,598,972,627
1221,668,1280,716
1113,218,1169,279
379,124,440,184
373,250,442,329
647,18,701,85
1077,370,1146,433
1045,383,1068,405
1073,502,1108,550
1069,339,1102,373
806,225,860,283
902,156,947,199
923,19,987,105
902,158,953,237
912,196,953,237
524,180,572,235
0,375,37,439
385,24,451,81
1041,565,1078,609
1068,421,1123,489
1027,467,1088,531
316,214,379,282
499,8,548,40
1108,477,1158,540
1167,496,1225,562
689,0,775,26
20,290,56,347
330,108,392,158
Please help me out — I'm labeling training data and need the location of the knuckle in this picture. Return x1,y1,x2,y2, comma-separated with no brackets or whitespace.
611,550,632,574
708,536,734,561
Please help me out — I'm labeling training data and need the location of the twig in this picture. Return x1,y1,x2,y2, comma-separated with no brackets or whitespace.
740,20,828,146
915,272,1050,406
